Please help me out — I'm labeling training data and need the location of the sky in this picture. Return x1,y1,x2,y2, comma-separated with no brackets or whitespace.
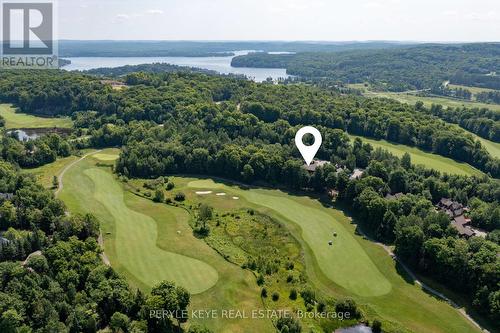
58,0,500,41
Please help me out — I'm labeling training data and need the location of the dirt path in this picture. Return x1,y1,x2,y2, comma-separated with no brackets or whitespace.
54,150,102,196
98,232,111,266
54,149,111,266
355,226,488,332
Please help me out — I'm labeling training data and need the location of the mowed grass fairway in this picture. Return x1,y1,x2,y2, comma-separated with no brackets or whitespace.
191,180,391,297
349,85,500,112
59,153,272,332
183,178,480,333
349,135,483,177
85,168,219,293
0,103,73,129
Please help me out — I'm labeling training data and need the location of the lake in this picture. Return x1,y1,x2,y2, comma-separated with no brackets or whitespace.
62,51,290,82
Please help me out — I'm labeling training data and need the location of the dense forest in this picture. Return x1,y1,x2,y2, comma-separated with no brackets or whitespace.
0,158,210,332
232,43,500,91
0,70,499,175
0,68,499,329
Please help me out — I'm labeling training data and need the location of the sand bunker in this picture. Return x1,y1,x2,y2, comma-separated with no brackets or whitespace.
216,193,226,196
195,191,213,195
232,196,239,200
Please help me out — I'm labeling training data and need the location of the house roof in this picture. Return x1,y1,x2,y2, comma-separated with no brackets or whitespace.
0,193,14,200
303,160,330,172
439,198,453,207
385,192,404,200
349,168,364,180
452,215,475,237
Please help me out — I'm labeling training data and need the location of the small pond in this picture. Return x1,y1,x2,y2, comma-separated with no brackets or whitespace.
336,325,373,333
7,128,72,141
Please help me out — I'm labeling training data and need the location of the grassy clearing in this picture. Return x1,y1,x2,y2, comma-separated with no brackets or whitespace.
348,85,500,159
86,168,219,293
22,155,79,189
93,153,120,161
448,84,499,96
0,103,73,129
349,84,500,112
458,128,500,159
59,153,272,332
177,177,480,333
349,135,483,177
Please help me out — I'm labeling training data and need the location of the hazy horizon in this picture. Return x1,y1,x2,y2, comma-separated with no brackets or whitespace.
58,0,500,42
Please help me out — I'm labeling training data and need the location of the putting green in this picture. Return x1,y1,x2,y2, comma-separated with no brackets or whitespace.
188,179,392,297
93,153,119,161
82,168,219,294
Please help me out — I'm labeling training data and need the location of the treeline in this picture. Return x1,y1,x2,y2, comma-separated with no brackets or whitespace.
421,103,500,142
0,158,209,332
58,40,409,57
1,69,498,176
0,133,72,168
477,90,500,104
430,85,472,100
232,43,500,91
451,71,500,90
85,62,221,77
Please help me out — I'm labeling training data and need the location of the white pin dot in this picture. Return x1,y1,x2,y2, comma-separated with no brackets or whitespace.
295,126,322,166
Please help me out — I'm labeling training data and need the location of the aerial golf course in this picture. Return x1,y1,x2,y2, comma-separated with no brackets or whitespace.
52,149,480,333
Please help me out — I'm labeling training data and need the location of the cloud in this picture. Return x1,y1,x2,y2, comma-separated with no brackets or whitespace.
146,9,164,15
115,14,130,20
364,2,382,9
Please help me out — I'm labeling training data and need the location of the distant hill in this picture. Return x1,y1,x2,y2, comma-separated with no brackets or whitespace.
231,43,500,91
58,40,413,57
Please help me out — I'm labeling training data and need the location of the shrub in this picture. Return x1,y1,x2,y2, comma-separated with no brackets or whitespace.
153,189,165,202
257,275,265,285
272,292,280,301
166,182,175,190
300,288,316,305
286,274,293,283
335,297,360,318
289,289,297,300
110,312,130,332
174,192,186,201
372,320,382,333
276,317,302,333
261,288,268,298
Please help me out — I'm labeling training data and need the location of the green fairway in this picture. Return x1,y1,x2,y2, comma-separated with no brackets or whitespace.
189,179,391,297
0,103,73,129
459,128,500,159
183,178,480,333
93,153,120,161
87,168,219,293
22,155,79,189
350,85,500,112
349,135,483,177
60,163,218,294
59,154,272,332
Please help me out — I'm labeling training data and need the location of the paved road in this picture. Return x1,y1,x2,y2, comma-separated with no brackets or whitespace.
355,226,488,332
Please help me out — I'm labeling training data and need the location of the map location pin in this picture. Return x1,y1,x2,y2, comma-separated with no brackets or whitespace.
295,126,322,166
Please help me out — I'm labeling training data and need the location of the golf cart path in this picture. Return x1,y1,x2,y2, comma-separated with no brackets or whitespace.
55,150,102,196
55,150,110,266
355,227,488,333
